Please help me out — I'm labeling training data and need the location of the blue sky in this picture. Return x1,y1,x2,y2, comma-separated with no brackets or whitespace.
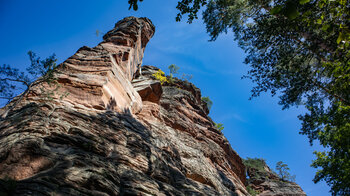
0,0,330,195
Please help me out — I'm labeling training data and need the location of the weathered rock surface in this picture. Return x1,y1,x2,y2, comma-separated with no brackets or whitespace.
31,16,154,114
0,16,305,196
134,66,248,195
246,160,306,196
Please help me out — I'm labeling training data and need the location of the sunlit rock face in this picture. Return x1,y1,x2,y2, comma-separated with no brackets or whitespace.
246,161,306,196
0,17,304,196
34,16,154,114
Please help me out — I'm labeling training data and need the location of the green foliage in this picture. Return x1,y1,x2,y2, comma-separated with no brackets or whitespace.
0,64,30,101
128,0,207,23
152,69,168,85
243,158,267,173
168,64,179,75
168,64,193,82
214,122,224,131
175,0,208,23
129,1,350,193
276,161,296,182
181,73,193,81
128,0,143,11
246,185,258,196
0,51,58,105
201,96,213,111
168,64,179,83
244,158,295,183
243,158,270,181
153,65,193,85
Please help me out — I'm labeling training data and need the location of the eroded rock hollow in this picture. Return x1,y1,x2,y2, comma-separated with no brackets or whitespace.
0,17,305,196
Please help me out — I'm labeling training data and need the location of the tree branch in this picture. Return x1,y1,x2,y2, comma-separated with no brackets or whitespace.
0,96,15,100
0,78,30,87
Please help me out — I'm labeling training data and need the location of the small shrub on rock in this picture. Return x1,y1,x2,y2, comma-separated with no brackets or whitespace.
152,69,168,85
215,123,224,131
201,96,213,111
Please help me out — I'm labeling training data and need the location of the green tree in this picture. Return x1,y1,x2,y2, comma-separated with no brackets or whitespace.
201,96,213,111
168,64,179,76
243,158,267,172
181,73,193,81
276,161,296,182
168,64,179,83
129,1,350,194
1,51,58,115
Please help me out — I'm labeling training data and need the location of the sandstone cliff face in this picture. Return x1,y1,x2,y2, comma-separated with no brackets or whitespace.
0,17,304,196
245,160,306,196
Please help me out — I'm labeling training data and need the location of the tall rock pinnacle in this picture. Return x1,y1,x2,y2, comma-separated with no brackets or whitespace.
0,17,305,196
34,16,154,114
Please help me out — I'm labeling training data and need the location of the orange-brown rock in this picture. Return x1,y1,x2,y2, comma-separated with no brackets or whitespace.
28,16,154,114
0,17,305,196
245,159,306,196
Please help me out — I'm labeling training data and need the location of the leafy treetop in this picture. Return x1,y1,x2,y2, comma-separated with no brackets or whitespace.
276,161,296,182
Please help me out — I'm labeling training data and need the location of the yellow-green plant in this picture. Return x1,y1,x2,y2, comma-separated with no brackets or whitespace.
214,123,224,131
152,69,168,85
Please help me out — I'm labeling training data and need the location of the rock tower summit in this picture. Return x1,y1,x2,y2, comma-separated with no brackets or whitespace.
0,17,305,196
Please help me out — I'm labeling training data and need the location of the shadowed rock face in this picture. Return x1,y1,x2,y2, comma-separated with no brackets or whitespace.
0,17,305,196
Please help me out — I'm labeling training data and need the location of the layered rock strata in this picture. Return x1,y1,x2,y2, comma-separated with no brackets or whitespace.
0,16,305,196
0,16,247,196
246,160,306,196
36,16,154,114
